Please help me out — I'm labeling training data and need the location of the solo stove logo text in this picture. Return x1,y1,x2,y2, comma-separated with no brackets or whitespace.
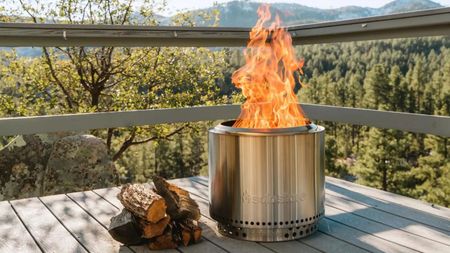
241,190,306,204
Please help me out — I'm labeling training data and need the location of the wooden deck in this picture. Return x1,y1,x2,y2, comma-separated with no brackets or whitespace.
1,176,449,253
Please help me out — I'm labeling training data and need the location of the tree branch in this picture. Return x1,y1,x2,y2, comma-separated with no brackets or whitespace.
121,0,133,25
42,48,75,109
112,125,188,161
107,127,115,150
18,0,37,23
113,128,137,161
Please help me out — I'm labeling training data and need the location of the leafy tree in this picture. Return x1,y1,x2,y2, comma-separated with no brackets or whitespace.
0,0,228,172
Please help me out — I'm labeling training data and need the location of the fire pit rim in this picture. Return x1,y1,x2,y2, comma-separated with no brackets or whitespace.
209,120,324,136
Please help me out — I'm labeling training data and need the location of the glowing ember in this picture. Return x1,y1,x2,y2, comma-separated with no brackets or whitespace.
232,4,309,128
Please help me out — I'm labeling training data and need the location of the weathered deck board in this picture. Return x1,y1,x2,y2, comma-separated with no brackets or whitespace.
10,198,87,253
325,194,450,246
0,202,41,253
326,177,450,220
325,180,450,232
40,194,133,253
1,176,449,253
67,191,157,253
299,231,370,253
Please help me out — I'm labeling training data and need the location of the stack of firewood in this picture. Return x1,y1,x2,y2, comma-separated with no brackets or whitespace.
108,176,202,250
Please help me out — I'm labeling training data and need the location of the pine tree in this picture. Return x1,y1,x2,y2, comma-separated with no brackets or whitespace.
389,66,409,112
363,64,390,110
410,135,450,206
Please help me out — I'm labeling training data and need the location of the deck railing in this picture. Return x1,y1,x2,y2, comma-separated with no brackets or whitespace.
0,8,449,137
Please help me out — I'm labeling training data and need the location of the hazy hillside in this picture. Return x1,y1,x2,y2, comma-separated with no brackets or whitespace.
191,0,443,27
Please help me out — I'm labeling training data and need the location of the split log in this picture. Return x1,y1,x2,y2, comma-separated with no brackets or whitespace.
153,176,201,221
193,225,202,243
118,183,167,223
148,226,178,250
108,208,144,245
139,216,171,239
181,229,191,247
179,219,202,246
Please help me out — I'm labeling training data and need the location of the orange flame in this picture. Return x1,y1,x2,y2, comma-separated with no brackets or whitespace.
232,4,309,128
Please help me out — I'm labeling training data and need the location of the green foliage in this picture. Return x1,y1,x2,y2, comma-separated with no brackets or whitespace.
116,123,211,182
0,0,228,182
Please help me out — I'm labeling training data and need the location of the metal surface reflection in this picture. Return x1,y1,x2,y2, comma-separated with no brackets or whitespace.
208,120,325,242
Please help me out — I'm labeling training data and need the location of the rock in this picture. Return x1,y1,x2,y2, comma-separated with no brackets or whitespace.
0,133,118,200
0,135,53,200
44,134,119,194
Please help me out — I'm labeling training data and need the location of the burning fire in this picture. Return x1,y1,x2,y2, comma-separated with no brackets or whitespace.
232,4,309,128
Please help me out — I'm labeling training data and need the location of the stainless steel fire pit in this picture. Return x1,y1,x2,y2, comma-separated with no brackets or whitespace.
208,120,325,242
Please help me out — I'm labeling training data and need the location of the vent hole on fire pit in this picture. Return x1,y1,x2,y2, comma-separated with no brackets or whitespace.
245,221,249,225
262,222,266,226
300,231,303,236
296,220,299,223
291,221,294,224
293,232,297,237
268,222,271,226
250,222,254,225
301,219,304,222
242,233,247,238
256,222,260,226
240,221,243,224
279,222,283,225
284,233,289,238
274,222,277,225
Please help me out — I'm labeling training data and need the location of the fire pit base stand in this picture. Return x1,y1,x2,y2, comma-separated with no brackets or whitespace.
215,212,323,241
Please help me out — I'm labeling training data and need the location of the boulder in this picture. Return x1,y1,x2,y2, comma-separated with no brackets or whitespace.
0,133,67,200
44,134,119,194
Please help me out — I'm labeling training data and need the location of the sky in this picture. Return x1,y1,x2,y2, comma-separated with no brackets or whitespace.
162,0,450,15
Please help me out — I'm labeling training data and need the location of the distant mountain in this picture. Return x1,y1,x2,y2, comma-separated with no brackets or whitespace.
379,0,442,15
189,0,443,27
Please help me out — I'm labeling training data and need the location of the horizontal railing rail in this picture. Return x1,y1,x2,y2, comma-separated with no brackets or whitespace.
0,104,449,137
0,7,449,47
